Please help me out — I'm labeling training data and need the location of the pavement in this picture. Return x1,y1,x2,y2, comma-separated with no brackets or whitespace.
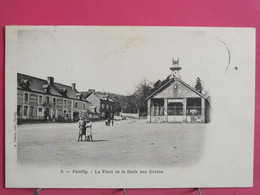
17,118,207,167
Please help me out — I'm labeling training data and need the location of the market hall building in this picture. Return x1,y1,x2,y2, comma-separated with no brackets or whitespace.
146,60,210,123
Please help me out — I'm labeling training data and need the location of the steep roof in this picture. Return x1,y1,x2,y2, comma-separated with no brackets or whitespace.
96,92,114,102
146,76,207,100
17,73,89,101
81,91,91,99
53,82,79,99
18,73,56,94
81,90,114,103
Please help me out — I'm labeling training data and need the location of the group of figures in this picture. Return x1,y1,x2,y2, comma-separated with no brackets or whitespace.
105,118,114,126
77,117,93,142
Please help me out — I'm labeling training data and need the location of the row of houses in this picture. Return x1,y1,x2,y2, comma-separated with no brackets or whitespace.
17,73,114,123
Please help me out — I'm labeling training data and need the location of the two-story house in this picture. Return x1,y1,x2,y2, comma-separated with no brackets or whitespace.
82,89,114,119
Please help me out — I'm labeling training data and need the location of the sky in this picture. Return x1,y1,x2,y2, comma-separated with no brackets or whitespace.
16,26,250,95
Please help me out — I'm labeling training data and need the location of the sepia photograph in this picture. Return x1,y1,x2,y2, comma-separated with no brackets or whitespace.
5,26,255,188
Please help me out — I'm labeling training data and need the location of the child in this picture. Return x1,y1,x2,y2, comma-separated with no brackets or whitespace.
85,118,93,141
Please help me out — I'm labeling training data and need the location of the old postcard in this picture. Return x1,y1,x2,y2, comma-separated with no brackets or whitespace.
5,26,255,188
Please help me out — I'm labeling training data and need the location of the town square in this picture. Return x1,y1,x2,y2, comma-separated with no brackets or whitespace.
18,118,207,167
16,59,210,167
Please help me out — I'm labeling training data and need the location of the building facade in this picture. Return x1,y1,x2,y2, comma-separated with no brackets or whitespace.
146,59,210,123
82,89,115,119
17,73,93,123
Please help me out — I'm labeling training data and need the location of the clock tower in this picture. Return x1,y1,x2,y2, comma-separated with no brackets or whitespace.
170,58,182,78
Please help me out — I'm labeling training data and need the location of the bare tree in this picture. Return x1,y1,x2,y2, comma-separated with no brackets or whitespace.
134,78,152,116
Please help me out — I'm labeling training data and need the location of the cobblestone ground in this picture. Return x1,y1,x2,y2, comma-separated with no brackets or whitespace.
17,119,207,167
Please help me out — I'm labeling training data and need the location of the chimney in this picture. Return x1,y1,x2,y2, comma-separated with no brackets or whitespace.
47,76,54,85
72,83,76,91
88,89,95,93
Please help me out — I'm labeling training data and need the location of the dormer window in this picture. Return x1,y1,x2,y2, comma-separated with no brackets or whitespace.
61,88,67,96
76,93,82,100
21,79,30,90
43,84,50,93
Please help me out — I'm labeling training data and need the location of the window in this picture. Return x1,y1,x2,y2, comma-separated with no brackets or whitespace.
64,100,67,108
46,96,49,104
53,98,56,106
75,102,78,109
101,103,105,109
39,107,42,112
39,95,43,104
30,107,34,117
17,105,21,116
106,104,109,109
110,105,113,110
24,93,29,102
24,106,28,116
83,103,85,110
187,98,201,116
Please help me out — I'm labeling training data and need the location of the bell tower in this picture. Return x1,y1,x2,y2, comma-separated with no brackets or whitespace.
170,58,182,78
